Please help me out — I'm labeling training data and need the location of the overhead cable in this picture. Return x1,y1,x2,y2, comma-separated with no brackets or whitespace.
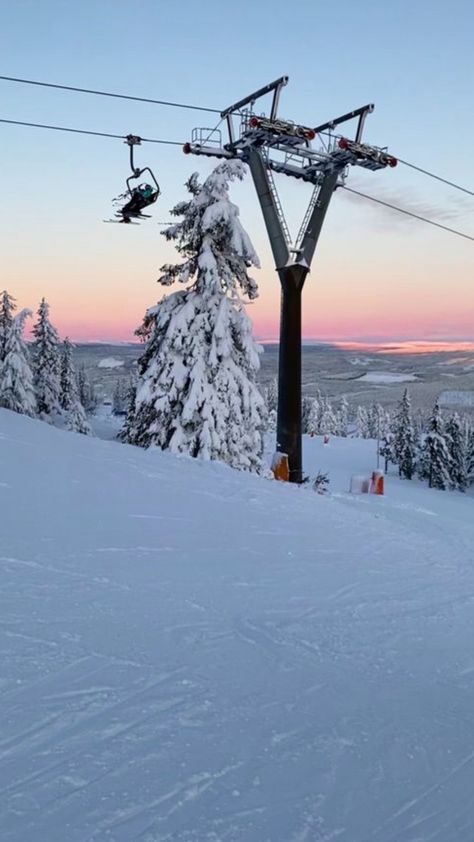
341,186,474,242
396,158,474,198
0,117,182,145
0,74,221,114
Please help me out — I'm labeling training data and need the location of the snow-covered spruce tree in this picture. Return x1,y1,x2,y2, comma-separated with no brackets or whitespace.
356,405,370,438
112,378,129,415
59,338,91,434
445,413,468,491
66,399,92,435
367,403,384,440
32,298,61,418
336,396,349,437
0,309,37,416
306,397,320,435
319,398,338,435
60,337,77,411
393,389,417,479
301,395,314,434
129,161,266,472
0,289,16,363
379,426,395,473
265,377,278,414
264,378,278,432
77,365,98,414
420,401,451,490
467,425,474,487
118,378,137,443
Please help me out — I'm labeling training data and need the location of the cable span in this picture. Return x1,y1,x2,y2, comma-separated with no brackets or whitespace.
341,186,474,242
396,158,474,198
0,74,221,114
0,117,183,145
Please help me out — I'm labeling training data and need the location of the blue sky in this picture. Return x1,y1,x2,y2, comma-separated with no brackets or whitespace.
1,0,473,341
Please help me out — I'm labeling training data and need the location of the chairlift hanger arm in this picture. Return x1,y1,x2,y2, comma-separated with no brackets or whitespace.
125,133,142,175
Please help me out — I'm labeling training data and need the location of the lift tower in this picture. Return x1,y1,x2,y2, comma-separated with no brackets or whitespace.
184,77,396,482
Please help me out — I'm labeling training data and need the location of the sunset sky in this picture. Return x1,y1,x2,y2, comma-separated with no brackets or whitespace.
2,0,473,344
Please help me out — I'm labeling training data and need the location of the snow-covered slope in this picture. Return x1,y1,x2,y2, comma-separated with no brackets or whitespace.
1,409,474,842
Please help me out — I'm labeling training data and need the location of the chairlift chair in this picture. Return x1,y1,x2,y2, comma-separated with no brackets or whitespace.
107,134,160,224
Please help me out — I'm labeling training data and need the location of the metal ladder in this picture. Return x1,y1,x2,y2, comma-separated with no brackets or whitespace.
262,148,292,247
295,182,322,251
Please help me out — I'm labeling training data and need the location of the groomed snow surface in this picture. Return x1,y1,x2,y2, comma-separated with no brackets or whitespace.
356,372,418,384
97,358,124,369
1,409,474,842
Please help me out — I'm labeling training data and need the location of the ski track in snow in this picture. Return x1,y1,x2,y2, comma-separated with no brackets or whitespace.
1,411,474,840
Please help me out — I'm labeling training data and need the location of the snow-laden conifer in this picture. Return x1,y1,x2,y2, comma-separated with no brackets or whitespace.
336,396,349,437
393,390,417,479
420,401,451,490
265,378,278,414
0,309,37,416
301,395,314,434
32,298,61,418
0,289,16,363
446,413,468,491
467,426,474,487
77,365,98,414
112,379,129,415
59,338,91,434
306,397,320,435
356,405,370,438
118,379,137,442
60,338,77,411
66,400,92,435
319,398,338,435
367,403,384,440
380,427,395,473
129,160,266,472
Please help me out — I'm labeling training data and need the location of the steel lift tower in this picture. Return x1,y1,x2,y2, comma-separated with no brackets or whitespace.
184,77,396,483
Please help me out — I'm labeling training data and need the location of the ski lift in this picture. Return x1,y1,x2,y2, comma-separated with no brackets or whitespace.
107,135,160,224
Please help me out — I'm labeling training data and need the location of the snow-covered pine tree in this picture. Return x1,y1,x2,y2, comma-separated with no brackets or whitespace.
77,364,88,408
0,289,16,363
77,365,98,414
356,405,369,438
319,398,338,436
59,338,91,434
306,397,320,435
0,309,37,416
420,400,451,490
301,395,314,434
118,378,137,443
393,389,417,479
66,400,92,435
32,298,61,418
379,426,395,473
112,379,129,415
60,338,77,411
445,413,468,491
336,396,349,437
367,403,384,440
265,378,278,414
128,160,266,472
467,425,474,487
